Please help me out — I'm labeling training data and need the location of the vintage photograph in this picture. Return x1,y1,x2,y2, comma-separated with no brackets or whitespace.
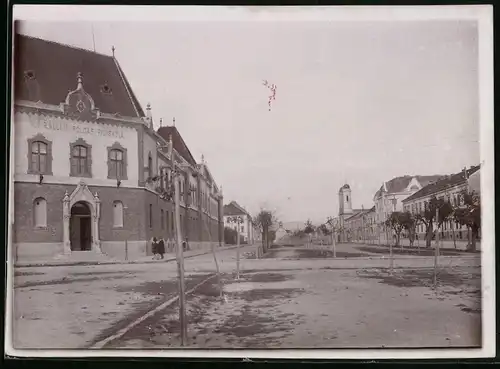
6,5,494,359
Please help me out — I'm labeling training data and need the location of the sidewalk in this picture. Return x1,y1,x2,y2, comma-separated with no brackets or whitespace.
14,244,250,268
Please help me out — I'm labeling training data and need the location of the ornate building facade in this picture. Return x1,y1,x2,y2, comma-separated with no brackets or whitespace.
12,34,223,263
222,201,255,244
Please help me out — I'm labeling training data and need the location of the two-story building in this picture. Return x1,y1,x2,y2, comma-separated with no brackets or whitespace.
402,165,481,243
12,34,224,263
223,201,255,244
372,174,442,243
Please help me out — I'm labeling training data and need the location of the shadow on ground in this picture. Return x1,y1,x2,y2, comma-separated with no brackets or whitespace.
105,271,305,348
357,267,481,314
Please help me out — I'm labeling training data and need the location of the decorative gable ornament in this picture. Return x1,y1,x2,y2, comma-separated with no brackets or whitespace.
61,72,101,120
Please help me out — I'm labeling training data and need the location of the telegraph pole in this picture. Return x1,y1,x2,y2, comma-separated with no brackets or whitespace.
236,217,241,280
433,204,440,288
169,133,187,346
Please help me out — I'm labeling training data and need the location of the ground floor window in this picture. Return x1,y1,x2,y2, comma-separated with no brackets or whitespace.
33,197,47,228
113,201,124,227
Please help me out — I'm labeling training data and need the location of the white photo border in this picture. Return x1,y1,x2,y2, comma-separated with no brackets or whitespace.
6,4,495,360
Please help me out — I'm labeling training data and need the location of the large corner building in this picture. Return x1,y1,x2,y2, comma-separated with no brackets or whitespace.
12,34,224,262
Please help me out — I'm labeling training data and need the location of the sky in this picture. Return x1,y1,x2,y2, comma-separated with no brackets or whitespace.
16,18,480,224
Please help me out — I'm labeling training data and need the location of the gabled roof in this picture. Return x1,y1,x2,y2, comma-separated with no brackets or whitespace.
14,33,144,118
345,207,374,222
403,165,480,203
223,201,249,217
373,174,443,199
157,126,197,167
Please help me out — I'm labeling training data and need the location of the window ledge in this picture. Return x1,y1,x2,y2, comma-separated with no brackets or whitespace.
34,226,48,230
70,173,92,179
27,171,54,176
113,226,124,230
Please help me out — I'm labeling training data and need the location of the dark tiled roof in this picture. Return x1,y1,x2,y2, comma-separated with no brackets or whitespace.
157,126,197,167
403,165,480,203
374,174,443,198
223,201,248,216
14,34,144,118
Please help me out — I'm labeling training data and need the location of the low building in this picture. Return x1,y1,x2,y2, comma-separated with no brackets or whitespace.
12,34,223,263
402,165,481,242
343,206,377,243
223,201,255,244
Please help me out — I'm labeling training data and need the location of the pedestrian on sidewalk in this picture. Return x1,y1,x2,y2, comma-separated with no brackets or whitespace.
152,237,159,260
157,237,165,259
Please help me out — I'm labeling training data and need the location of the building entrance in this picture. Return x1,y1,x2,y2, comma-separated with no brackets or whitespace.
70,201,92,251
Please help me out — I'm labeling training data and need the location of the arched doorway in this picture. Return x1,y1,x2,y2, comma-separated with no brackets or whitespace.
70,201,92,251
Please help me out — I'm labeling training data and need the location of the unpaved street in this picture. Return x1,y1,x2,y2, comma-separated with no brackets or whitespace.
12,243,481,350
107,266,481,349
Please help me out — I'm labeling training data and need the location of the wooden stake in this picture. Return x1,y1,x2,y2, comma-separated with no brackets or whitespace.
174,175,188,346
389,228,394,275
203,214,223,300
433,206,439,288
236,218,241,280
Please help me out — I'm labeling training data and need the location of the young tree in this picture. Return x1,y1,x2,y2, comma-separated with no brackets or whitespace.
414,196,455,248
454,190,481,251
402,212,419,248
384,211,409,247
255,209,278,253
318,223,331,236
304,219,315,248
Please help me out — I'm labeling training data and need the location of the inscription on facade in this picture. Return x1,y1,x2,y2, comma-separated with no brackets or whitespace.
30,118,125,139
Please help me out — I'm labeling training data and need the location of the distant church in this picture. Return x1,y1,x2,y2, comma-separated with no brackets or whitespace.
337,184,368,242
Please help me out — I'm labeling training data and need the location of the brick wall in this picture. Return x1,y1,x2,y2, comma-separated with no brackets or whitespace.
14,182,65,243
14,181,224,255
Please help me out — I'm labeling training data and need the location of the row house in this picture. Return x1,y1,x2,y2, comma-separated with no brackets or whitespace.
402,165,481,242
12,34,223,263
343,206,376,243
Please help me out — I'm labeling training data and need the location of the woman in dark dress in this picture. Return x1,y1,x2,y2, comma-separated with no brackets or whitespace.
157,237,165,259
152,237,158,260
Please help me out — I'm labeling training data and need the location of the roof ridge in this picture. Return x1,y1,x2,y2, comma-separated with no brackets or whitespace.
17,33,113,59
112,57,142,118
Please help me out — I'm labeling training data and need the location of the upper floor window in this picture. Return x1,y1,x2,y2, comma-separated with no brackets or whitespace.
32,142,47,173
107,142,128,180
27,134,53,175
70,138,92,177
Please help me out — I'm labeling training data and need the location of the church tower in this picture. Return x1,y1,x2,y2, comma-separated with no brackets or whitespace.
338,184,352,216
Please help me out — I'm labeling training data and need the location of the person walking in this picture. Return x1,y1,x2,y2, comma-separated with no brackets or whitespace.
157,237,165,260
152,237,159,260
